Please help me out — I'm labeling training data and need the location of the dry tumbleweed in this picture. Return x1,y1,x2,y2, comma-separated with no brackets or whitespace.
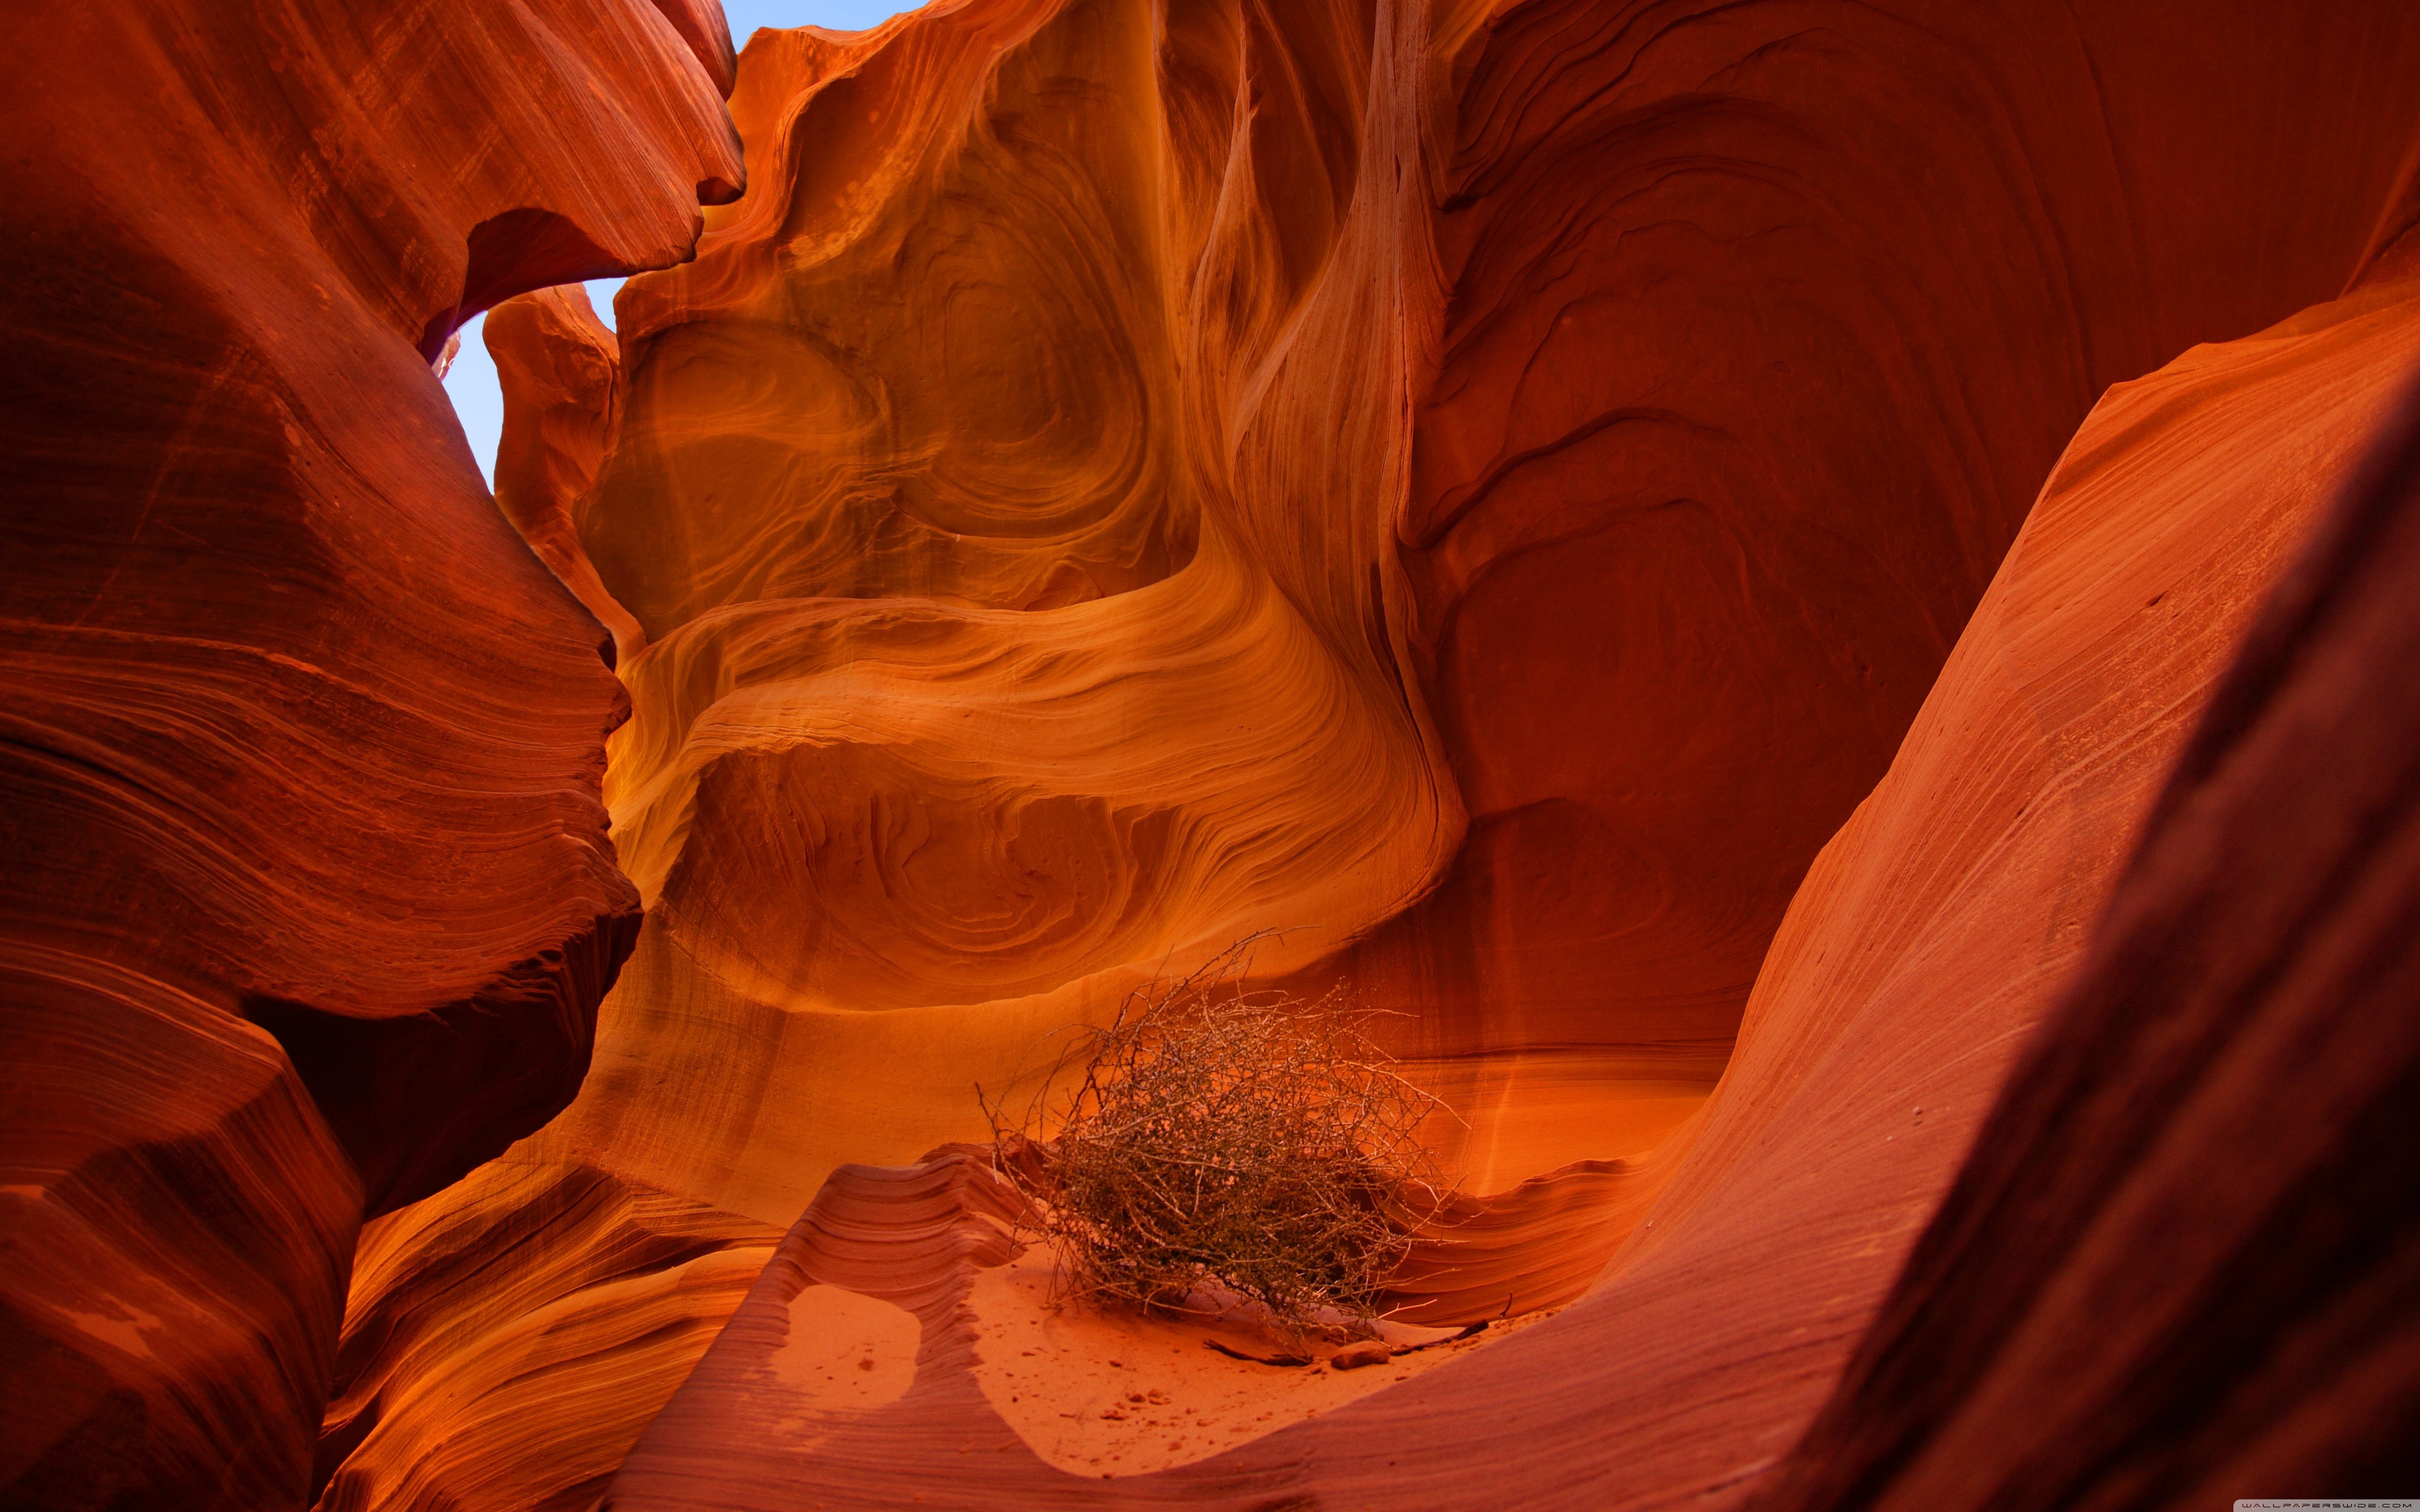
984,941,1453,1333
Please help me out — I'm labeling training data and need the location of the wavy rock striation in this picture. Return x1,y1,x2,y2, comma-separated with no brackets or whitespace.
1338,0,2420,1081
312,1163,779,1512
1754,326,2420,1512
328,0,2420,1507
0,1,740,1505
319,7,1465,1496
594,232,2420,1512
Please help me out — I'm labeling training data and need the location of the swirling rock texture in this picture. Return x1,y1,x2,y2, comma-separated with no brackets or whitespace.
1336,0,2420,1150
9,0,2415,1506
317,8,1466,1502
0,1,741,1507
301,1,2420,1510
595,216,2420,1512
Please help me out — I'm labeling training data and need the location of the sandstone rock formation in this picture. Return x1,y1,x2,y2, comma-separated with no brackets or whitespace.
0,1,740,1504
309,2,2420,1508
9,0,2418,1506
1753,359,2420,1512
488,286,651,666
1332,0,2420,1085
592,223,2420,1512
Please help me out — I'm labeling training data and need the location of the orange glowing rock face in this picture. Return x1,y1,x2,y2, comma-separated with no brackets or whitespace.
0,0,740,1504
1752,312,2420,1512
589,242,2420,1512
9,0,2420,1508
312,2,2420,1509
528,0,1465,1190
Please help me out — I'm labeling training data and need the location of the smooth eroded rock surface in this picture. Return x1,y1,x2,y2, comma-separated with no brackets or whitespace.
1334,0,2420,1077
320,1,2420,1508
0,0,741,1504
1754,310,2420,1512
591,230,2420,1512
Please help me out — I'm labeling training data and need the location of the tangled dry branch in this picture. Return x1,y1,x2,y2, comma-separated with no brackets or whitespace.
984,940,1454,1333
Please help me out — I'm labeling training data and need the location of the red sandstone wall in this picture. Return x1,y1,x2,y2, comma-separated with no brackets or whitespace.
6,0,2416,1506
0,2,739,1504
1753,343,2420,1512
1339,0,2420,1072
594,225,2420,1512
314,3,2420,1508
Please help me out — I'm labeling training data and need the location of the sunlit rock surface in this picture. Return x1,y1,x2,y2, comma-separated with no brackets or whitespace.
3,0,2409,1504
310,1,2420,1508
0,1,740,1505
593,217,2420,1512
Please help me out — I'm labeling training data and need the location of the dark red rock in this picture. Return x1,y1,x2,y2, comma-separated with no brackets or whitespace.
1746,371,2420,1512
1337,0,2420,1077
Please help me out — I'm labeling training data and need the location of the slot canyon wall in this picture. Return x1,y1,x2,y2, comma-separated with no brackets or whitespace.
326,0,2420,1508
0,0,743,1504
600,202,2420,1512
1,0,2416,1510
1749,347,2420,1512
